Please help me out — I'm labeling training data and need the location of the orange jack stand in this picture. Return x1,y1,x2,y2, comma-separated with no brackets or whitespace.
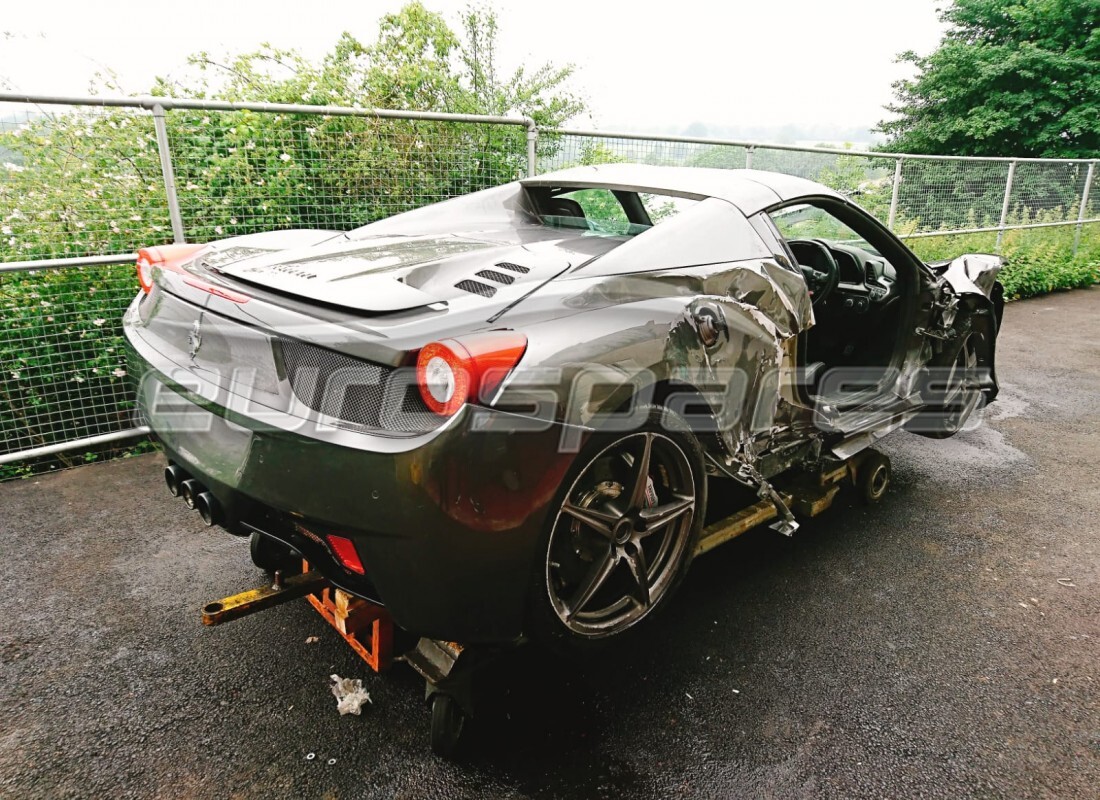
301,561,394,673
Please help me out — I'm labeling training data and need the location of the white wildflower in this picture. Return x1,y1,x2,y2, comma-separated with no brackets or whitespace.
1,225,10,235
93,318,106,326
11,371,20,380
279,153,292,162
112,368,126,378
215,226,223,235
129,214,142,221
73,375,85,383
40,300,51,307
229,217,238,225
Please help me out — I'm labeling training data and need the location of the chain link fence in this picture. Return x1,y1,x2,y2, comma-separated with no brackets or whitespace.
1,94,1097,475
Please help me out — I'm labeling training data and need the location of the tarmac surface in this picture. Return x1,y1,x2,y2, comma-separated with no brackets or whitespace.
2,287,1098,799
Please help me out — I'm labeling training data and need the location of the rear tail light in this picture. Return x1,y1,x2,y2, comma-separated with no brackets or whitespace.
136,243,249,303
416,331,527,416
326,534,366,575
136,243,207,293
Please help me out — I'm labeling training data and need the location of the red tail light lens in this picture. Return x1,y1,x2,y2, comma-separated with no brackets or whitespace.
136,242,249,303
416,331,528,416
136,243,207,293
326,534,366,575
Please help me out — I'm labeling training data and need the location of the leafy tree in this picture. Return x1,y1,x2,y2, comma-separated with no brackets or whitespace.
878,0,1100,157
457,6,584,128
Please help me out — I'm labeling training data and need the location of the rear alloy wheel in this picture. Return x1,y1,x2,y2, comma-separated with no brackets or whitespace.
538,408,704,646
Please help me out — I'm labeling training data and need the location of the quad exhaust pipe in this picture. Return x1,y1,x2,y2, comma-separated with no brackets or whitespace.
164,463,187,497
165,462,223,527
194,491,222,527
180,479,200,509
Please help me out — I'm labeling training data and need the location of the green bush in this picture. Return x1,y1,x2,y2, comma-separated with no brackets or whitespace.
0,2,585,477
905,213,1100,299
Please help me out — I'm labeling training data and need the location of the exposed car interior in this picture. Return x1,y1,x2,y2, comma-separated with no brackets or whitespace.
770,201,911,399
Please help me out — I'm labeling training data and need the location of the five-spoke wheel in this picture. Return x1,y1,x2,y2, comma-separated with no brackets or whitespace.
535,407,704,647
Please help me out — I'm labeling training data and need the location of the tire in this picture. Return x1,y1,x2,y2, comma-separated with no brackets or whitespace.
858,451,891,504
249,532,300,574
909,334,983,439
430,694,465,758
528,404,707,655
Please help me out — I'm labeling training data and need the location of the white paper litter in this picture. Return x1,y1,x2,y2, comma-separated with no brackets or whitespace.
330,674,372,716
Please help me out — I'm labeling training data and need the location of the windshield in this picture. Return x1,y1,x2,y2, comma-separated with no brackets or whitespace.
771,203,879,255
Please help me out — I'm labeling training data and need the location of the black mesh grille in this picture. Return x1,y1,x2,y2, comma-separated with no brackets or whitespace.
455,279,497,297
279,338,441,434
476,269,515,285
495,262,530,274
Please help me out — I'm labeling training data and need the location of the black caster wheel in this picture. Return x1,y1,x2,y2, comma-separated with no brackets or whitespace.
249,532,300,573
430,693,466,758
858,451,891,504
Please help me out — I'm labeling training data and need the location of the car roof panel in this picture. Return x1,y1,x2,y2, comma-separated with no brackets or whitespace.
522,164,843,215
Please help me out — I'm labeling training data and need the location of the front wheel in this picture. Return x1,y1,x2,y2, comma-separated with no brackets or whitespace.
908,334,984,439
529,405,706,654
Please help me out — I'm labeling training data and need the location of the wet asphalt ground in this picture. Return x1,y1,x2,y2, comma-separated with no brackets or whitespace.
2,287,1098,799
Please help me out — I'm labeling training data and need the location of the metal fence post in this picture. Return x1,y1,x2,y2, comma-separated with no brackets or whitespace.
745,146,755,170
526,124,538,177
996,160,1017,252
151,103,186,243
1073,161,1096,256
887,158,903,231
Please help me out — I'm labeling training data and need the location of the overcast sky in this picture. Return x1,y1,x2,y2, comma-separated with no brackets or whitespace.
0,0,946,137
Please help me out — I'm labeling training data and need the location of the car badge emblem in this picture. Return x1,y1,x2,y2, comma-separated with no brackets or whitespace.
187,316,203,360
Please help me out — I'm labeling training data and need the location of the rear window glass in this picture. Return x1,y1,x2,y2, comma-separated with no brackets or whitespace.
639,193,697,224
538,188,699,237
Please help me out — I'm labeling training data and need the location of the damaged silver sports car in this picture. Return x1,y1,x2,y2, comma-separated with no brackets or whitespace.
124,164,1004,651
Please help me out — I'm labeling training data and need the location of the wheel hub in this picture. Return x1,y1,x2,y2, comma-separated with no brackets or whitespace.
612,517,635,545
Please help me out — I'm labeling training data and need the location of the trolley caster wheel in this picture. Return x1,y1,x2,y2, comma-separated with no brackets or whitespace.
858,451,891,504
430,693,466,758
249,532,300,574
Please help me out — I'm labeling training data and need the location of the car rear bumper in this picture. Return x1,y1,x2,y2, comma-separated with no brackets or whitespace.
124,297,584,644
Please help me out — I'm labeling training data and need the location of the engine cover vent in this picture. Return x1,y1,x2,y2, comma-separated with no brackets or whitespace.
476,269,515,285
494,261,530,274
455,279,497,297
